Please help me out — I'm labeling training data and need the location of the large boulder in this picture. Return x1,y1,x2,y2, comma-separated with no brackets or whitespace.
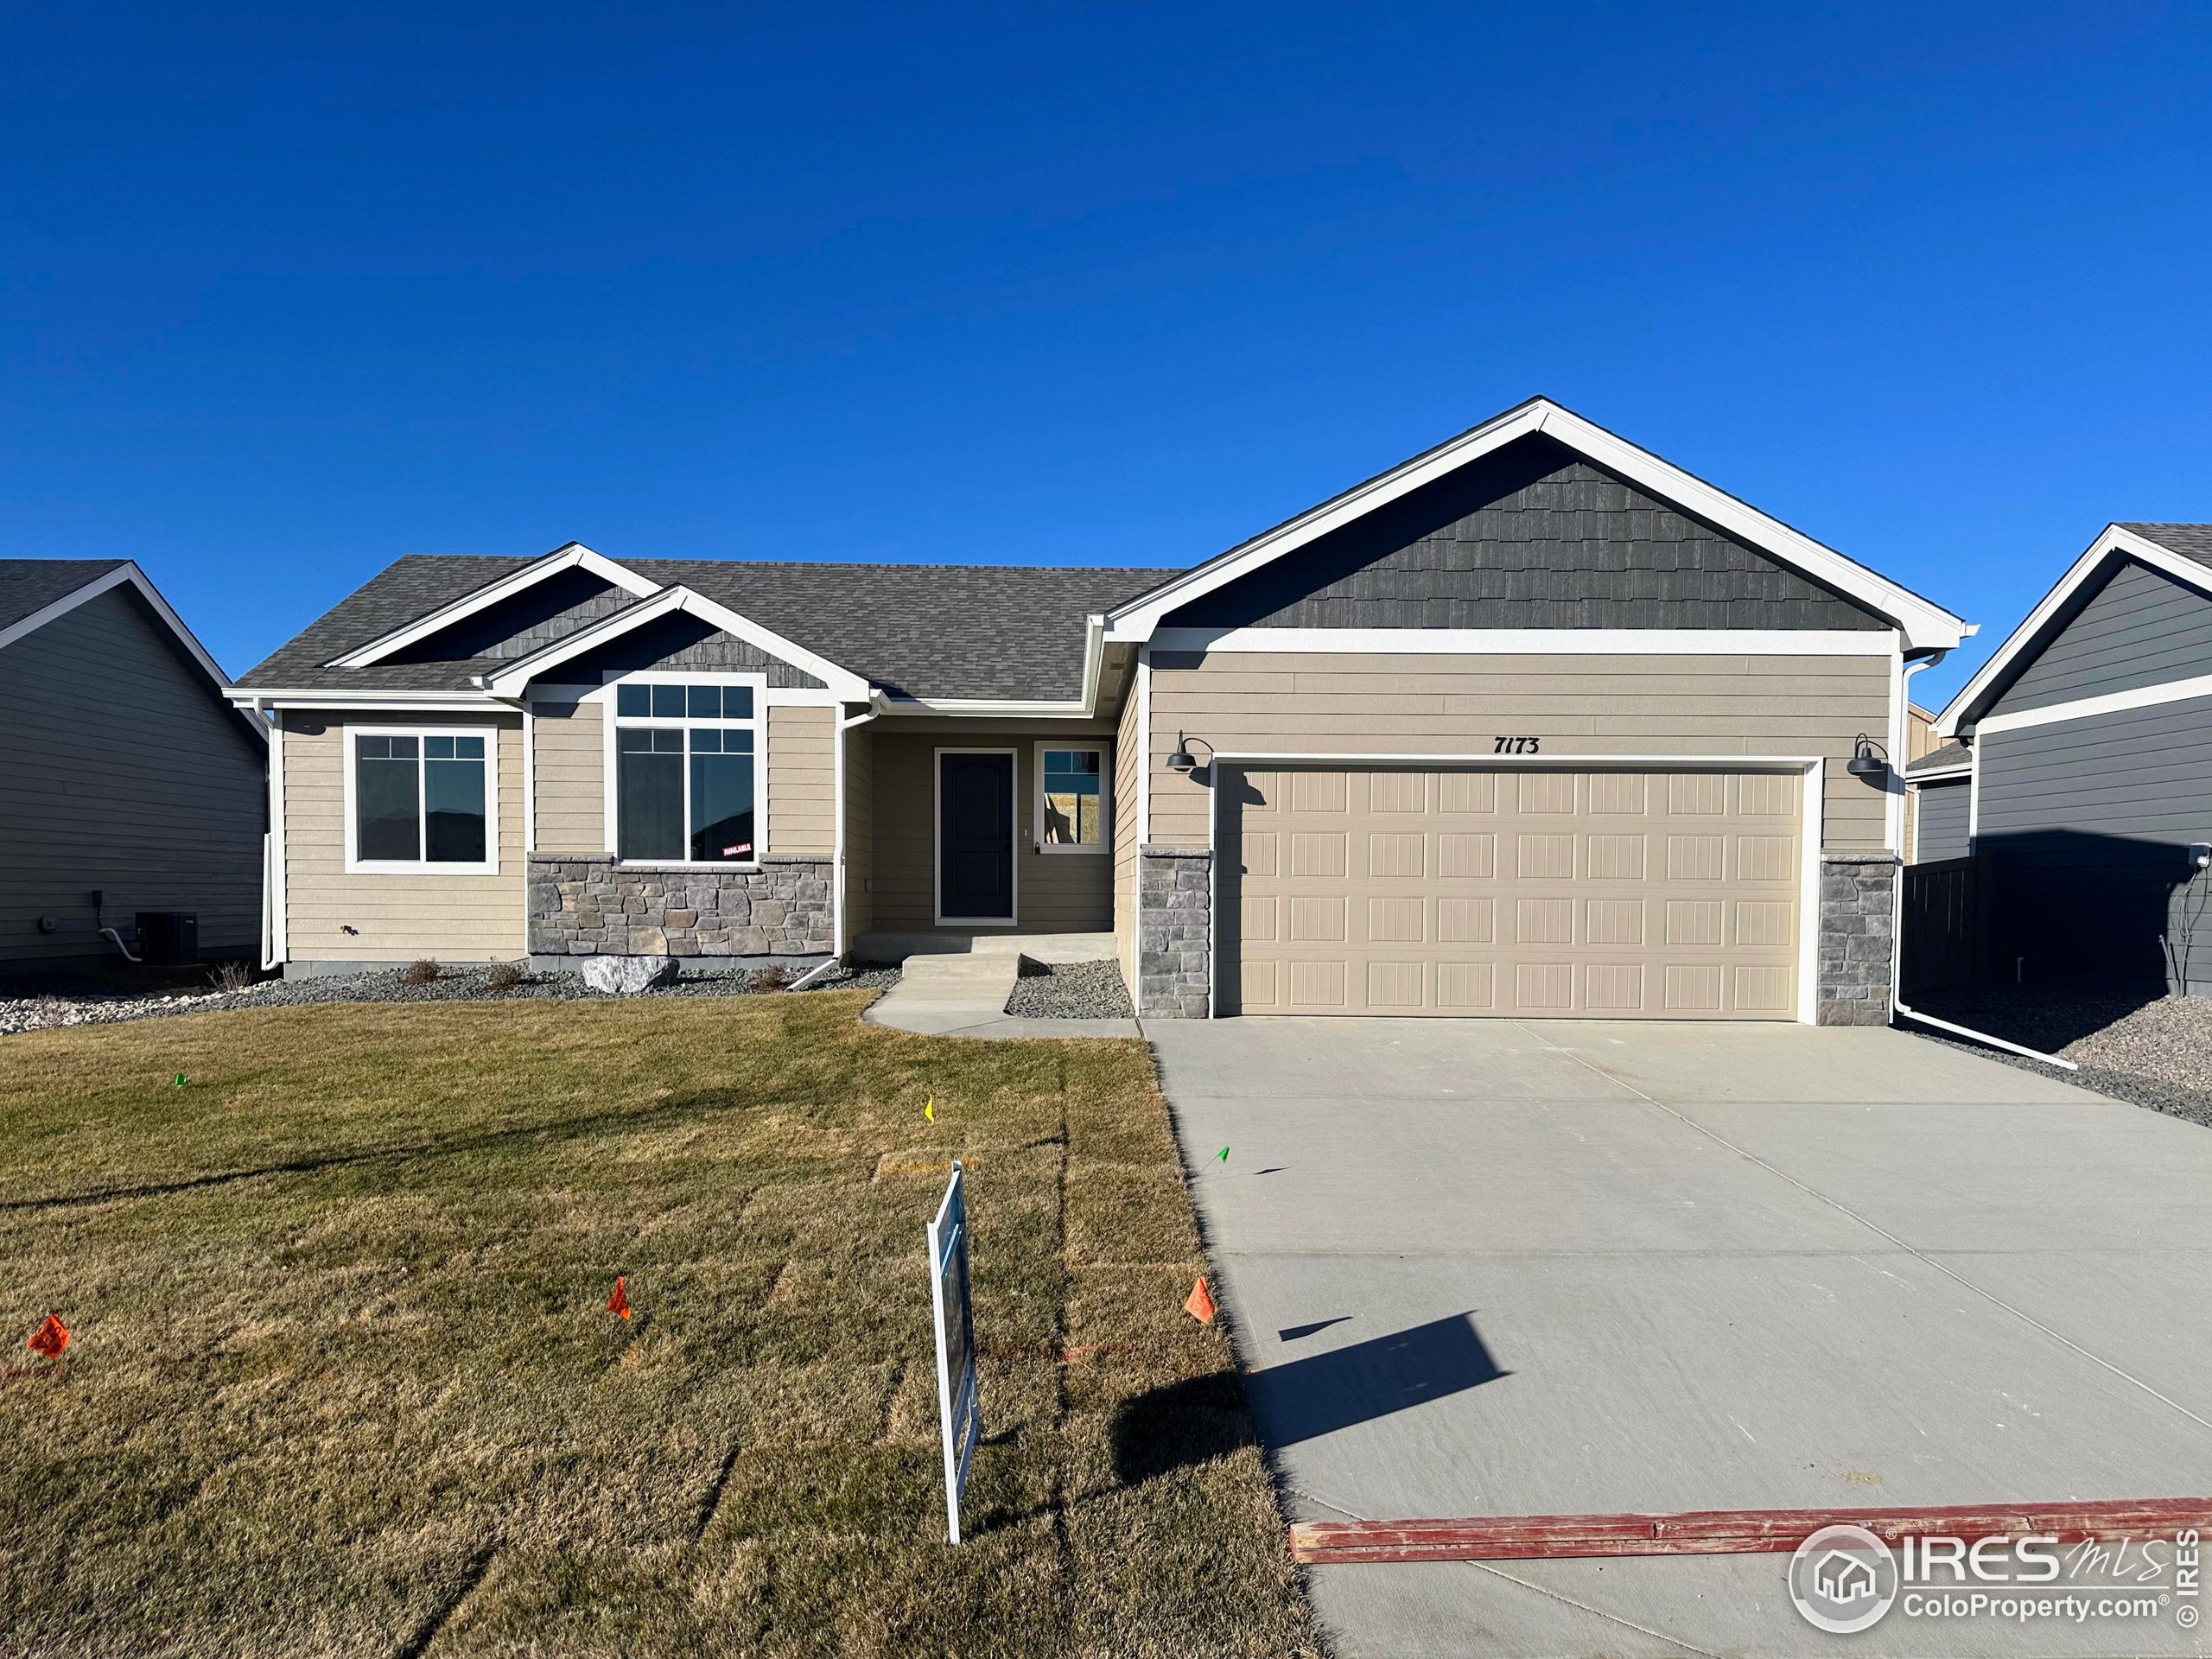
580,955,678,995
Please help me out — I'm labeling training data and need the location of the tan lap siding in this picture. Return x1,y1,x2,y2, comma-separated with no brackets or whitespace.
1115,683,1142,982
842,716,874,938
283,711,524,962
866,727,1115,931
1148,652,1894,852
768,704,835,857
531,697,603,854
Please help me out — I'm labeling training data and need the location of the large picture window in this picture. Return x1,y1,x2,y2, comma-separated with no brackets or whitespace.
1036,744,1109,852
612,680,760,864
347,729,496,873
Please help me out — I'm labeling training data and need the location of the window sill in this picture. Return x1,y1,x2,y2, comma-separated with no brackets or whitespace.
614,861,766,874
344,861,501,877
1035,844,1110,855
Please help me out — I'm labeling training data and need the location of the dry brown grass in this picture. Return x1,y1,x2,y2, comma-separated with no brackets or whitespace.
0,994,1319,1658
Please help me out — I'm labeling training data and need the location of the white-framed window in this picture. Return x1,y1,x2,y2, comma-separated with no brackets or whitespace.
344,726,499,874
1034,742,1109,853
607,676,765,867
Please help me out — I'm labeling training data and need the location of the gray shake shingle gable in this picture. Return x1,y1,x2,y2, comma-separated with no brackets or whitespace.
244,557,1181,702
0,559,130,632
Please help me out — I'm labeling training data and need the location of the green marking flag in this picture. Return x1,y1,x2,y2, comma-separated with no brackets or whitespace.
1216,1146,1230,1163
174,1074,188,1087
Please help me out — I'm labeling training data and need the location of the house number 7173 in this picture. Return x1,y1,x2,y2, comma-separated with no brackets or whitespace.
1492,735,1541,754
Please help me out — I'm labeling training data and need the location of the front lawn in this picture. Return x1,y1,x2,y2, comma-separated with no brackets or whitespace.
0,993,1319,1657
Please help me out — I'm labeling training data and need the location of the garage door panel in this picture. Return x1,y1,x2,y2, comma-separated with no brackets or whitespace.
1224,762,1802,1020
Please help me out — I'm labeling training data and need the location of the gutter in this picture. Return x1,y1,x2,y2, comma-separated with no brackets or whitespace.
1887,654,2077,1071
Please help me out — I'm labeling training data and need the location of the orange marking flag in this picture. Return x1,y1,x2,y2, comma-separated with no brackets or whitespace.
27,1314,69,1358
1183,1276,1217,1325
607,1277,632,1320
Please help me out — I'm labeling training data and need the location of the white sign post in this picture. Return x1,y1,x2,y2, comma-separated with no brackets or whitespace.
927,1160,982,1544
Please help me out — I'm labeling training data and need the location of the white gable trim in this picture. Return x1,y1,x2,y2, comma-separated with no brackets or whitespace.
0,562,266,743
479,583,871,701
1937,525,2212,739
1103,398,1970,652
327,543,662,668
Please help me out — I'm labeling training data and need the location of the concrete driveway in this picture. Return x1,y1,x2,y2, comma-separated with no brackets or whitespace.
1148,1019,2212,1658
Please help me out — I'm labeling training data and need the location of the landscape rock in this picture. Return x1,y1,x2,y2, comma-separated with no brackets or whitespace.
580,955,679,994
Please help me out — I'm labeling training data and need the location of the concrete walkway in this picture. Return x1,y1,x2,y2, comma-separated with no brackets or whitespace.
861,931,1141,1039
1149,1017,2212,1658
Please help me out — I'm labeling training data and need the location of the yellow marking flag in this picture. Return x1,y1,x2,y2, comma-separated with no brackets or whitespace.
923,1096,936,1122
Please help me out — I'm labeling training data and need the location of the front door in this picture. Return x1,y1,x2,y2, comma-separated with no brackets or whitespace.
939,751,1015,922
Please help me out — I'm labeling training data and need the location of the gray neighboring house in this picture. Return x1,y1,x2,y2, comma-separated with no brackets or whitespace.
0,560,268,969
1904,738,1971,862
1935,523,2212,994
237,397,1969,1024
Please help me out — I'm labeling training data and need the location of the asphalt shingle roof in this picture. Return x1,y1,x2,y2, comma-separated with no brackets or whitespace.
2120,524,2212,572
0,559,130,633
1906,739,1968,777
243,556,1183,702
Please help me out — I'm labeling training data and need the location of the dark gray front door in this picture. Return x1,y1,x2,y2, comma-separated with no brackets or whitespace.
940,752,1014,920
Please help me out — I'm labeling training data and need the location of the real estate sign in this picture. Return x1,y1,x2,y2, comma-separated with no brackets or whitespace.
927,1160,982,1544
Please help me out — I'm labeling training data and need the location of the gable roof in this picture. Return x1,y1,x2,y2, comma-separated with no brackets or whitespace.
0,558,131,634
0,558,266,744
239,556,1178,703
1103,397,1970,651
1936,523,2212,738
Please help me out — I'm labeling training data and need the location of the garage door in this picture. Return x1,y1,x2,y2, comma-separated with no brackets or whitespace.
1221,766,1802,1019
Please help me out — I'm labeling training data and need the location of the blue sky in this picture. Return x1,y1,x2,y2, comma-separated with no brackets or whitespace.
3,3,2209,704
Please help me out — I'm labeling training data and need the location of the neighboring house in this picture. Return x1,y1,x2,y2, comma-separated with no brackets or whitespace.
233,397,1968,1023
1904,738,1971,862
0,561,267,968
1899,701,1942,857
1935,523,2212,995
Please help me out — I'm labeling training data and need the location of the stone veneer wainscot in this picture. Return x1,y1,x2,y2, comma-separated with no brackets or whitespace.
1816,851,1898,1026
1137,846,1211,1018
527,855,833,959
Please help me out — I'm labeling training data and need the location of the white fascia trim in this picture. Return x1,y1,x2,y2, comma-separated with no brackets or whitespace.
1937,525,2212,738
232,691,505,714
0,563,263,739
1207,749,1823,769
1974,671,2212,736
1906,764,1973,783
329,543,660,668
481,584,871,702
1149,626,1900,656
1104,398,1970,652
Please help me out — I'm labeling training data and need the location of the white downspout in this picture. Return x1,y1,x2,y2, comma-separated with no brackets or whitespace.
831,696,885,963
1887,653,2076,1071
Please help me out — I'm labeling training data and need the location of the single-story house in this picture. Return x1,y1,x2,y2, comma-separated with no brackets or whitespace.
1,560,268,968
232,397,1968,1023
1932,522,2212,995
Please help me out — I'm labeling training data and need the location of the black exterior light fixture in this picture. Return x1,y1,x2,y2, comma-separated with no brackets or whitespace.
1846,733,1890,781
1166,731,1214,774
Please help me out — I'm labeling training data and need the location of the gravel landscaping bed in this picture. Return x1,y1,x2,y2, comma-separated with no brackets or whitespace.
0,961,899,1036
1909,984,2212,1131
1004,956,1135,1019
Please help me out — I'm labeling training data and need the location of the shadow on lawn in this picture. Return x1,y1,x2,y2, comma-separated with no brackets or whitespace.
3,1089,750,1212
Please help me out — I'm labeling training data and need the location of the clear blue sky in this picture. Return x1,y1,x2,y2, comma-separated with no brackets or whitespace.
5,3,2209,704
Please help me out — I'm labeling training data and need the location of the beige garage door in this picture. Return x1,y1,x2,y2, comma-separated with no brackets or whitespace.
1222,766,1803,1019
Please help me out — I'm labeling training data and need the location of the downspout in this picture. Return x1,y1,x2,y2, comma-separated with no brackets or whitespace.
1885,653,2077,1071
830,694,886,964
